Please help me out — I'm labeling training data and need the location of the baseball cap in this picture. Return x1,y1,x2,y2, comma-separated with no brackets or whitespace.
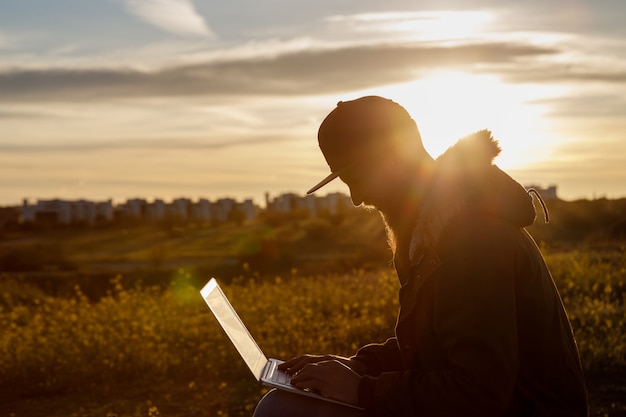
307,96,418,194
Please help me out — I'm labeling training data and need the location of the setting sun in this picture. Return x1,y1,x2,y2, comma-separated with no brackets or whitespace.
366,71,568,169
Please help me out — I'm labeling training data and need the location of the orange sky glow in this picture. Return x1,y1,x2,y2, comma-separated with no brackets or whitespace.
1,2,625,206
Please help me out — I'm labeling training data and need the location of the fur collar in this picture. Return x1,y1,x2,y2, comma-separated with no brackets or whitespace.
408,129,535,263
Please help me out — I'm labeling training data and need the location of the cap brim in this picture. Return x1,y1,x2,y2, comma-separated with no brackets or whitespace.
306,171,341,194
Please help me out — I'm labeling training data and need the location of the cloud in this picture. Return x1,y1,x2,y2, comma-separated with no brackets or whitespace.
538,94,626,118
0,29,18,50
499,64,626,85
123,0,214,37
325,10,495,42
0,109,48,119
0,135,294,153
0,41,556,102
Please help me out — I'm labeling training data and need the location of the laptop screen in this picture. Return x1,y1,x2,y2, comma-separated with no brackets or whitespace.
200,278,268,380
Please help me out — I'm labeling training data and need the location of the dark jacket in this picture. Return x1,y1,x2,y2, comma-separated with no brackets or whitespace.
351,131,588,416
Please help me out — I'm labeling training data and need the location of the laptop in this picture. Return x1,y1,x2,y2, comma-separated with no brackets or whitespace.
199,278,364,410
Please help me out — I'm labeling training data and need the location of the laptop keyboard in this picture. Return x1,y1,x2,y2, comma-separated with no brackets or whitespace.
266,360,292,385
271,368,292,385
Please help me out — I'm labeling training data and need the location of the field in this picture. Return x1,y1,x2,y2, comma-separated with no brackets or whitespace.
1,206,625,416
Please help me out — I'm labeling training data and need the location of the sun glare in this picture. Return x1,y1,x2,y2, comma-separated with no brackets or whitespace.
352,10,495,41
405,10,494,41
359,71,570,170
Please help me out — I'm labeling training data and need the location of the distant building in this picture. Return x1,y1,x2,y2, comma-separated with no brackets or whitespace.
191,198,212,222
316,192,353,216
302,194,317,217
145,199,166,221
265,192,353,217
213,198,237,222
119,198,147,219
170,198,192,220
21,198,113,225
95,200,114,222
239,199,257,221
16,192,358,228
269,193,299,213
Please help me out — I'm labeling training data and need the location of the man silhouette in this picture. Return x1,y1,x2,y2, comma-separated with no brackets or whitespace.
253,96,588,417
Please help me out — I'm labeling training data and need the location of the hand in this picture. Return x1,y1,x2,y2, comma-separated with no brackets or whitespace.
279,354,362,375
289,359,361,405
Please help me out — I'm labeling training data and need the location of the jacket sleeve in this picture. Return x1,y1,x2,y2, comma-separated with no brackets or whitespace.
360,219,521,416
350,337,404,376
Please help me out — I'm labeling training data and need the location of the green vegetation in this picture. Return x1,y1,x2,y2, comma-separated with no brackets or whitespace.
0,199,625,416
1,254,624,416
0,270,400,417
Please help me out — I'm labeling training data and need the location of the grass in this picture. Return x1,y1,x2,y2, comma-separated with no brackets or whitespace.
1,246,625,416
0,223,257,266
0,268,400,417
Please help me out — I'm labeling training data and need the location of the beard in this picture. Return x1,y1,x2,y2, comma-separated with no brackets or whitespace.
378,203,420,257
362,162,430,256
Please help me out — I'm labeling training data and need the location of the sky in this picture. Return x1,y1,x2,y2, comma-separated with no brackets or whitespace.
1,0,625,207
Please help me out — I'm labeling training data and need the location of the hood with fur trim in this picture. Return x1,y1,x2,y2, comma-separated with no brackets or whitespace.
409,129,537,262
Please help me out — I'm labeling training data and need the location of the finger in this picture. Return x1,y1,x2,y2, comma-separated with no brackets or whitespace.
311,360,344,376
280,355,328,374
279,355,313,371
277,357,298,371
290,362,326,382
292,362,338,385
291,375,326,395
